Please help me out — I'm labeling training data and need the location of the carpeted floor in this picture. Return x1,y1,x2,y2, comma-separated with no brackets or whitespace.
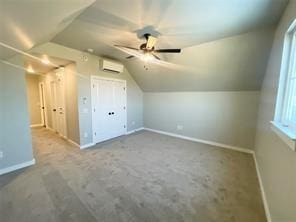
0,128,266,222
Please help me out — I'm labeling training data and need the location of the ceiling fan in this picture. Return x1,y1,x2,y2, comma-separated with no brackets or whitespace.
114,33,181,62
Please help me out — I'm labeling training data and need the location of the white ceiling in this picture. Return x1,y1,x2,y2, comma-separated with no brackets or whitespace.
0,0,289,91
51,0,288,91
0,0,95,59
24,54,73,74
53,0,287,55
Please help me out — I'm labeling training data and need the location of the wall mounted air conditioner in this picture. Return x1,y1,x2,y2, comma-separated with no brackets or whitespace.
101,59,124,74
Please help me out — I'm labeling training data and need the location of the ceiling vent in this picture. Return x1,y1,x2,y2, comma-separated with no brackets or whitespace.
101,59,124,74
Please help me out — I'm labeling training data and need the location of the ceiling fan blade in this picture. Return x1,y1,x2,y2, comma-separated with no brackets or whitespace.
114,45,139,51
126,55,134,59
146,35,157,50
155,49,181,53
152,54,161,60
114,45,144,60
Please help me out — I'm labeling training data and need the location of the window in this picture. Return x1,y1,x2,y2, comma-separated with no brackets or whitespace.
272,20,296,151
281,31,296,130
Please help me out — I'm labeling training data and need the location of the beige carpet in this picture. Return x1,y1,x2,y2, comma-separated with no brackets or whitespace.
0,128,266,222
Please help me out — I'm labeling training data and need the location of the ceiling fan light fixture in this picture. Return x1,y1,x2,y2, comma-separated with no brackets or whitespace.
140,53,154,62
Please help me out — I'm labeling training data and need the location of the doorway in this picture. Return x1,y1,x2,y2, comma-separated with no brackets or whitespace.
91,76,127,143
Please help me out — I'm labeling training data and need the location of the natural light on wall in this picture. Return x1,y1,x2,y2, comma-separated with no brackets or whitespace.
272,19,296,151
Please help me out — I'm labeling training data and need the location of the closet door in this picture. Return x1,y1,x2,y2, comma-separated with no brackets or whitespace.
92,77,127,144
56,73,67,137
110,81,126,138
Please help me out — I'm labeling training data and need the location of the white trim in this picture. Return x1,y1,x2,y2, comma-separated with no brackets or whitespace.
0,159,36,175
80,142,95,150
253,153,272,222
30,124,43,128
91,75,126,83
67,139,80,148
142,127,271,220
46,126,55,132
143,128,254,154
126,127,144,135
270,121,296,151
274,20,296,133
38,81,47,127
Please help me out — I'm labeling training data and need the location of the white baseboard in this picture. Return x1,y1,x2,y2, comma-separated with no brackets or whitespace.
67,139,80,148
81,128,145,150
253,153,272,222
143,127,270,221
126,127,144,135
0,159,36,176
143,127,254,154
46,126,55,132
80,142,95,150
30,124,43,128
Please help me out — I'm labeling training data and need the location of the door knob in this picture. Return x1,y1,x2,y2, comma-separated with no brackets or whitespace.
53,109,57,112
108,112,111,115
111,112,114,115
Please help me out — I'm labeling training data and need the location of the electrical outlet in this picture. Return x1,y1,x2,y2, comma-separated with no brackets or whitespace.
0,151,3,158
84,132,88,138
177,125,183,130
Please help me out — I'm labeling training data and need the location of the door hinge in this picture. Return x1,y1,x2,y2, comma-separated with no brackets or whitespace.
123,87,126,91
93,108,96,112
124,125,126,128
123,106,126,110
93,84,95,88
94,132,96,136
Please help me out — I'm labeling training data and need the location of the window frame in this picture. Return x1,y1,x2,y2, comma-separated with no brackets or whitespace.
272,19,296,151
281,32,296,131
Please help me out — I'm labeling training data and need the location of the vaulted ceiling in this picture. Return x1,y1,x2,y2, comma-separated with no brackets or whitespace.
0,0,95,59
0,0,289,91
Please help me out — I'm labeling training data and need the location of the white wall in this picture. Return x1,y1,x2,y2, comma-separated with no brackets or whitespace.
25,74,42,126
144,91,259,149
0,62,34,170
64,63,80,144
29,42,143,146
254,1,296,221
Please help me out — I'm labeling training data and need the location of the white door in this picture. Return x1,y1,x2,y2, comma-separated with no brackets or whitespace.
111,81,127,137
50,71,67,137
56,73,67,137
39,82,46,127
50,81,58,131
92,77,126,143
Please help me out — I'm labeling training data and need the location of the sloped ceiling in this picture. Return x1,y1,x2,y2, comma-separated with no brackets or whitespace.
24,54,73,74
0,0,95,59
52,0,288,91
1,0,288,91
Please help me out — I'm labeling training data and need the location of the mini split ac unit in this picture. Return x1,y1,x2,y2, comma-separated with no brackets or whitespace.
101,59,124,74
